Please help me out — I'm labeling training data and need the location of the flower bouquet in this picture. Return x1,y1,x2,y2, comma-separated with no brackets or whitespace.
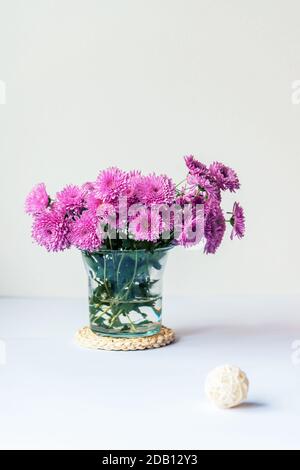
25,156,245,338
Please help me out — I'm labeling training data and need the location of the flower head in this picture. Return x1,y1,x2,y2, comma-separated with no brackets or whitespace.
187,173,221,202
209,162,240,192
97,202,117,228
176,187,206,206
56,185,85,213
184,155,208,177
123,170,142,204
175,212,204,248
81,181,95,195
32,208,70,252
85,192,101,213
94,167,127,203
69,211,101,251
203,194,220,216
25,183,49,214
230,202,245,240
129,209,163,242
136,173,175,205
204,206,226,254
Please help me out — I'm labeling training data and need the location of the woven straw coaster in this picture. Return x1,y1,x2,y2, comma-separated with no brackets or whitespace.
75,326,175,351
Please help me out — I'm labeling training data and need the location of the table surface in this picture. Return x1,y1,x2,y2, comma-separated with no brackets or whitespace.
0,295,300,450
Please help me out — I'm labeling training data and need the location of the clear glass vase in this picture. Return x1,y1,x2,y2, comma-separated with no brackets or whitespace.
82,248,170,338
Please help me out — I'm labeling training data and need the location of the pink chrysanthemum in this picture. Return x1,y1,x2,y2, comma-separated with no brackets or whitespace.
97,202,117,229
136,174,175,205
176,188,206,207
184,155,208,177
230,202,245,240
56,185,85,213
94,167,128,203
85,192,101,213
32,208,70,252
81,181,95,195
25,183,49,214
175,213,204,248
69,211,101,251
203,195,220,216
123,170,142,204
176,191,193,206
187,174,221,202
204,206,226,254
129,209,163,242
209,162,240,192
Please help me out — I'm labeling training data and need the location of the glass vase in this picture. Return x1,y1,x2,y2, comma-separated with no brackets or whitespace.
82,248,170,338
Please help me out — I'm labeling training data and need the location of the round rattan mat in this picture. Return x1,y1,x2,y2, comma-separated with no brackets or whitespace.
75,325,175,351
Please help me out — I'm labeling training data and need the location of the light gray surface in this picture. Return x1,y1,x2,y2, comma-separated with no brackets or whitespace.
0,296,300,450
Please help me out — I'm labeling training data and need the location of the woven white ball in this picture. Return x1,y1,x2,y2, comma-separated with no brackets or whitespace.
205,365,249,409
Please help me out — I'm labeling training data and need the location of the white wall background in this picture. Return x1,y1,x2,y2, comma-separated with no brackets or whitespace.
0,0,299,298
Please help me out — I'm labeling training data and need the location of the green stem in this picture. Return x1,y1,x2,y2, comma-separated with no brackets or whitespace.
122,251,138,299
125,313,137,331
103,255,110,296
109,308,122,327
116,252,125,290
93,304,112,322
175,177,187,189
109,252,139,329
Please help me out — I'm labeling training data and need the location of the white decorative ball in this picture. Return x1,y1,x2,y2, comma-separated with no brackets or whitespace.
205,365,249,409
